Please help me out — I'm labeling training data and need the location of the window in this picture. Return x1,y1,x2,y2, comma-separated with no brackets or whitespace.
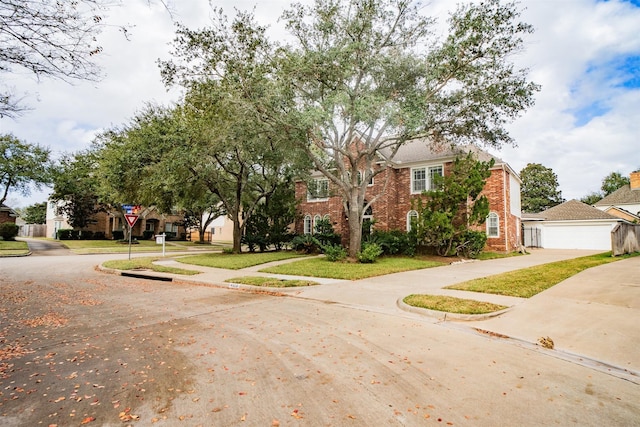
303,215,312,235
407,210,418,232
145,223,154,231
487,212,499,238
313,214,322,233
411,165,443,193
323,214,330,221
165,223,178,233
307,178,329,201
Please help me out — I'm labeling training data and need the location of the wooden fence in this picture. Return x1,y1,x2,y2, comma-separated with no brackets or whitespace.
18,224,46,238
611,222,640,256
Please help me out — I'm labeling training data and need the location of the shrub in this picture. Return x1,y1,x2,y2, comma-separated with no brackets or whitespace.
323,244,347,262
57,229,75,240
165,232,177,240
79,230,93,240
93,232,106,240
456,230,487,258
0,222,19,241
112,230,124,240
368,230,416,256
357,242,383,263
242,233,268,253
291,234,321,254
142,230,154,240
313,218,341,247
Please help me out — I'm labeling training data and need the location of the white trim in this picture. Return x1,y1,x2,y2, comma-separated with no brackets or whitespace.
303,215,312,235
487,212,500,238
307,178,330,202
407,210,418,231
410,164,444,194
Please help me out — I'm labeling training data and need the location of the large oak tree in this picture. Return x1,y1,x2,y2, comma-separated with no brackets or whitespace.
276,0,539,256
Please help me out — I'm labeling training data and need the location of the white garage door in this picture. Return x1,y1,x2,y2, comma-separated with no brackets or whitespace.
542,223,613,250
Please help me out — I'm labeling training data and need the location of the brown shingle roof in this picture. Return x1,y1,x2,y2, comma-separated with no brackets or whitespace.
594,185,640,206
378,138,503,165
540,199,620,221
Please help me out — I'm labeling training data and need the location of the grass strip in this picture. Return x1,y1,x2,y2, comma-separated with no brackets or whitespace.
260,256,446,280
447,252,639,298
225,276,319,288
0,240,29,255
403,294,507,315
178,251,306,270
102,257,201,275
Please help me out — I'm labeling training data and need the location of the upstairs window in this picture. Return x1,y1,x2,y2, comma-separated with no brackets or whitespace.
307,178,329,201
411,165,443,193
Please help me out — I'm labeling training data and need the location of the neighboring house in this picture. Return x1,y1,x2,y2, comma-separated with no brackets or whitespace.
594,171,640,219
186,215,234,243
16,217,46,237
0,204,17,225
295,140,523,252
45,201,185,239
522,199,624,250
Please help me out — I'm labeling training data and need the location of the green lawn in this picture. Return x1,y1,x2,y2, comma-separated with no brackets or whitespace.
260,256,446,280
177,251,307,270
403,294,507,315
225,276,320,288
60,239,220,254
0,240,29,255
102,257,201,275
447,252,639,298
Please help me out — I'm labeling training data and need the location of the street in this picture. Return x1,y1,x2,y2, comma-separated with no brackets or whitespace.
1,253,639,426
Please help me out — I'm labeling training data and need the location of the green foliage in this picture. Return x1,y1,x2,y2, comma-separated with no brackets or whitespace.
243,182,299,252
278,0,538,257
0,222,19,240
367,230,417,257
20,202,47,224
520,163,564,213
601,171,630,196
357,242,383,263
291,234,322,254
413,153,493,256
455,230,488,258
56,229,76,240
1,134,53,205
51,150,105,229
580,191,603,206
322,244,347,262
313,218,341,247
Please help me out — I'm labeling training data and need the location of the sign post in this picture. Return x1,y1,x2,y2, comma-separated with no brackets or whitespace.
124,214,139,260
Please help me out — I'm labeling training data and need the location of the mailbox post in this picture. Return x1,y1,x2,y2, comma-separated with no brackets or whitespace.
155,233,166,257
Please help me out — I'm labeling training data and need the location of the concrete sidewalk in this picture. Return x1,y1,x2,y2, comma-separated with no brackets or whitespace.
151,249,639,377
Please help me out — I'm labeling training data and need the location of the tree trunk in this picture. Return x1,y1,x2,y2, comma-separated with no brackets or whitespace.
347,202,363,259
198,227,206,243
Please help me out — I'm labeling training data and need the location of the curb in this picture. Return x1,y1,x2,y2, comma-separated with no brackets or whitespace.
396,297,512,321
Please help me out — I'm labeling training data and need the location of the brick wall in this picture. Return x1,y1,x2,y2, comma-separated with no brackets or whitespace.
0,210,16,225
296,163,520,252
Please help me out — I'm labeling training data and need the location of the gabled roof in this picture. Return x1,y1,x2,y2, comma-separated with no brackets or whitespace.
0,204,17,216
594,185,640,206
539,199,621,221
378,138,503,166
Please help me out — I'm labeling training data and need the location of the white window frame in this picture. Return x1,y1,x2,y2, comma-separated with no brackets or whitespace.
303,215,312,235
313,214,322,233
307,178,330,201
486,212,499,238
407,210,419,232
411,165,443,194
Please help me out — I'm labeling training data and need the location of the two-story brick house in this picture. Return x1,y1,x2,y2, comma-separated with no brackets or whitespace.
295,139,522,252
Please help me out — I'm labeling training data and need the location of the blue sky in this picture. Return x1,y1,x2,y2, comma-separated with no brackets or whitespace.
1,0,639,208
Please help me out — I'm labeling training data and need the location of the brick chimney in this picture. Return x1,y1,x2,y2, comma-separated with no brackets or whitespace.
631,171,640,190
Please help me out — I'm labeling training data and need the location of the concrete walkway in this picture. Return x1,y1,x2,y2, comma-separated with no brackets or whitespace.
148,249,639,379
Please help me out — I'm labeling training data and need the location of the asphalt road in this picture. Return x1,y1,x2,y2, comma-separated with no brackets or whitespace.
0,252,638,426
